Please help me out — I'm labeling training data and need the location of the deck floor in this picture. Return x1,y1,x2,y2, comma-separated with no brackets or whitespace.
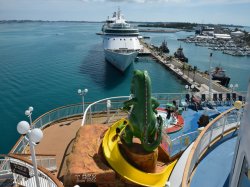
190,133,237,187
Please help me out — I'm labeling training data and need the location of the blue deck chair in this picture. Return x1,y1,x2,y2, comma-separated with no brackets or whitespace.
238,95,243,102
201,94,207,106
232,93,237,102
218,93,223,106
185,94,190,103
226,93,231,106
212,93,218,106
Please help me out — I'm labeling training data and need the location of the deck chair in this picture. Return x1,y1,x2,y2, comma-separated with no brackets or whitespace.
201,94,207,106
238,95,246,104
218,93,223,106
232,93,237,102
185,94,190,103
212,93,218,106
238,95,243,102
226,93,231,106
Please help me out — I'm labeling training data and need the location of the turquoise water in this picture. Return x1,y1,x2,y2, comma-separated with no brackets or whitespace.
0,22,249,154
0,22,184,153
145,30,250,90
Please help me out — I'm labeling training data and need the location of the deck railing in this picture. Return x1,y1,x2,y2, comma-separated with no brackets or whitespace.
169,131,199,157
0,155,62,187
11,103,84,154
181,106,243,187
11,91,246,155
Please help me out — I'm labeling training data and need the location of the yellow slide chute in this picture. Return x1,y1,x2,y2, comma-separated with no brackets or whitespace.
102,119,177,187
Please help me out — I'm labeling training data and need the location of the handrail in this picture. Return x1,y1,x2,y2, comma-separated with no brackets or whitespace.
3,154,63,187
181,106,243,187
81,96,130,126
10,103,84,153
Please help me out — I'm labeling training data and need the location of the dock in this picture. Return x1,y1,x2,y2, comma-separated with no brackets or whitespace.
139,40,231,94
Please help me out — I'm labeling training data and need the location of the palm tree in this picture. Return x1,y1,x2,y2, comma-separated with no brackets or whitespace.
193,66,197,82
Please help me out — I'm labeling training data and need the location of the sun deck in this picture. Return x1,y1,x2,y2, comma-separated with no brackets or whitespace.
3,92,246,187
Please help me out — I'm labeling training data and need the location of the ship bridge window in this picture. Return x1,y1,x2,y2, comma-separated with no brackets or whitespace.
120,39,122,41
113,38,115,40
124,39,126,40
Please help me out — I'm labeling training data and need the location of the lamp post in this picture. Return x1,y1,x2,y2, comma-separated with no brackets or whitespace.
17,121,43,187
230,83,239,93
185,84,195,95
208,53,213,101
106,100,111,123
25,106,33,129
78,88,88,114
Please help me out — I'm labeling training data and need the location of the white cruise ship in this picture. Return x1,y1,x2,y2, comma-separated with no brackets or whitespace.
102,9,141,71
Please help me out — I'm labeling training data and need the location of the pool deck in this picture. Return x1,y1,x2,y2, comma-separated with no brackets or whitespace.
24,105,231,183
190,132,237,187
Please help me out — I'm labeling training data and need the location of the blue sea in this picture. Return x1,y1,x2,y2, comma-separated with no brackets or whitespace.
0,22,249,154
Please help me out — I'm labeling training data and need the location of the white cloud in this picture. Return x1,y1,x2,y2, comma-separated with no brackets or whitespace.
80,0,250,4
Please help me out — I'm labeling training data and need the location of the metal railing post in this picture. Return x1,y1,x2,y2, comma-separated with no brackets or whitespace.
208,126,214,146
221,116,226,135
90,106,92,124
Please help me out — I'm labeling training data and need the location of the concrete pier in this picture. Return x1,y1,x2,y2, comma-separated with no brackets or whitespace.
139,41,231,94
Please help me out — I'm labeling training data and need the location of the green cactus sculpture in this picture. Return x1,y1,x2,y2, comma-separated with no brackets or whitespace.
122,70,163,152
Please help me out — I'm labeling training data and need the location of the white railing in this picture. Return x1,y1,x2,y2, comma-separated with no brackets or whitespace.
11,103,84,154
36,157,57,172
81,96,130,126
11,92,246,157
0,156,62,187
169,131,199,157
181,106,243,187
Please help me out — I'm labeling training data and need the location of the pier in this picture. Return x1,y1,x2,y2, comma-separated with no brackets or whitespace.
139,40,231,94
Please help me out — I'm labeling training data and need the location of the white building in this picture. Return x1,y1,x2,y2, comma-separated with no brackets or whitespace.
231,31,244,37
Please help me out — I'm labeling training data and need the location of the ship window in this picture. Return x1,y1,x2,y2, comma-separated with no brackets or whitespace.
113,39,115,40
124,39,126,40
120,39,122,41
130,39,132,41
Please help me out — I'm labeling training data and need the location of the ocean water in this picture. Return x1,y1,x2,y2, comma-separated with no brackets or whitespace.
0,22,184,153
0,22,249,154
144,30,250,90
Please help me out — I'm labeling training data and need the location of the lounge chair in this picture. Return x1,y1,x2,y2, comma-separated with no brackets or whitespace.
201,94,206,106
218,93,223,105
212,93,218,106
185,94,190,103
226,93,231,106
232,93,237,102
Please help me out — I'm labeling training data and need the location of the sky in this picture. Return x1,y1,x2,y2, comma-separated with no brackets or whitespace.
0,0,250,26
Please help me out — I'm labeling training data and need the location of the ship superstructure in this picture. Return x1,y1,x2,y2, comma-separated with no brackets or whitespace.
102,9,141,71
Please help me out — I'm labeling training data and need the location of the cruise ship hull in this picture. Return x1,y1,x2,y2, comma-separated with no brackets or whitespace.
104,49,138,71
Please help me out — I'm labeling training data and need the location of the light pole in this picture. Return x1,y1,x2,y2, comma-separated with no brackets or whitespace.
208,53,213,101
185,84,195,95
230,83,239,93
78,88,88,114
17,121,43,187
25,106,33,129
106,100,111,123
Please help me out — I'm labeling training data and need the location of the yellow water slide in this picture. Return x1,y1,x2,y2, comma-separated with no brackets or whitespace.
102,119,177,187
